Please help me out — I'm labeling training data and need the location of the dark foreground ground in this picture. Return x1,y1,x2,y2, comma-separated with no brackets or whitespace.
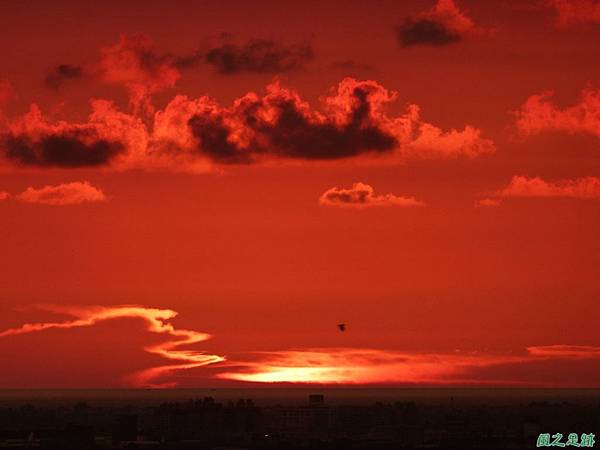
0,389,598,450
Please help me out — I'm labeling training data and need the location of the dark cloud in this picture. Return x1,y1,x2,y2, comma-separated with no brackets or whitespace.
2,132,124,167
204,39,314,74
396,18,461,47
44,64,83,89
395,0,476,48
43,35,313,102
187,81,397,163
187,114,253,164
331,60,373,72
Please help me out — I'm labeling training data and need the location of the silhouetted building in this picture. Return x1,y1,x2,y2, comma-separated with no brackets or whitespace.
308,394,325,406
111,414,137,444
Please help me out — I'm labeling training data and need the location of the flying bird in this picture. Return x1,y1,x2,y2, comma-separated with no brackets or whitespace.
337,323,346,332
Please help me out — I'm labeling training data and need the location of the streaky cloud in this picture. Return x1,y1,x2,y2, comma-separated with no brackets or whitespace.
0,305,225,388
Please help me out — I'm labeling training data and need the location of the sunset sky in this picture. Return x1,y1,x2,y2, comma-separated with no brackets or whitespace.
2,0,600,388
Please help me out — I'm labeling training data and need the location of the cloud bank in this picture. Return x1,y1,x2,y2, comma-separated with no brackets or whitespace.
0,78,494,172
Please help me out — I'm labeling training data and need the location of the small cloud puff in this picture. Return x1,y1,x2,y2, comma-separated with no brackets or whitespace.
17,181,107,205
319,182,425,208
396,0,476,47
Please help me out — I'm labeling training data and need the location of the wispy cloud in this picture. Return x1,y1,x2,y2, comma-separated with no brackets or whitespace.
0,305,225,388
3,305,600,387
219,345,600,385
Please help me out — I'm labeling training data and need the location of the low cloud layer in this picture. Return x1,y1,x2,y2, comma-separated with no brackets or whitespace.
3,305,600,387
17,181,107,205
319,182,425,208
396,0,476,47
516,87,600,139
218,345,600,385
0,78,494,172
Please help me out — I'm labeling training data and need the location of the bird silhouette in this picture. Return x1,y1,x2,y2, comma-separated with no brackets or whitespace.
337,323,346,332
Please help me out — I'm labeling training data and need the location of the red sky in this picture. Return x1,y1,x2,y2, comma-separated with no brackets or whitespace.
2,0,600,388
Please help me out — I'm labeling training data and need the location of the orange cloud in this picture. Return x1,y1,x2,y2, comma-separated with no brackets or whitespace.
98,33,180,116
498,175,600,199
0,191,9,201
218,345,600,385
516,87,600,138
319,182,425,208
0,305,224,388
17,181,107,205
548,0,600,28
396,0,476,47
